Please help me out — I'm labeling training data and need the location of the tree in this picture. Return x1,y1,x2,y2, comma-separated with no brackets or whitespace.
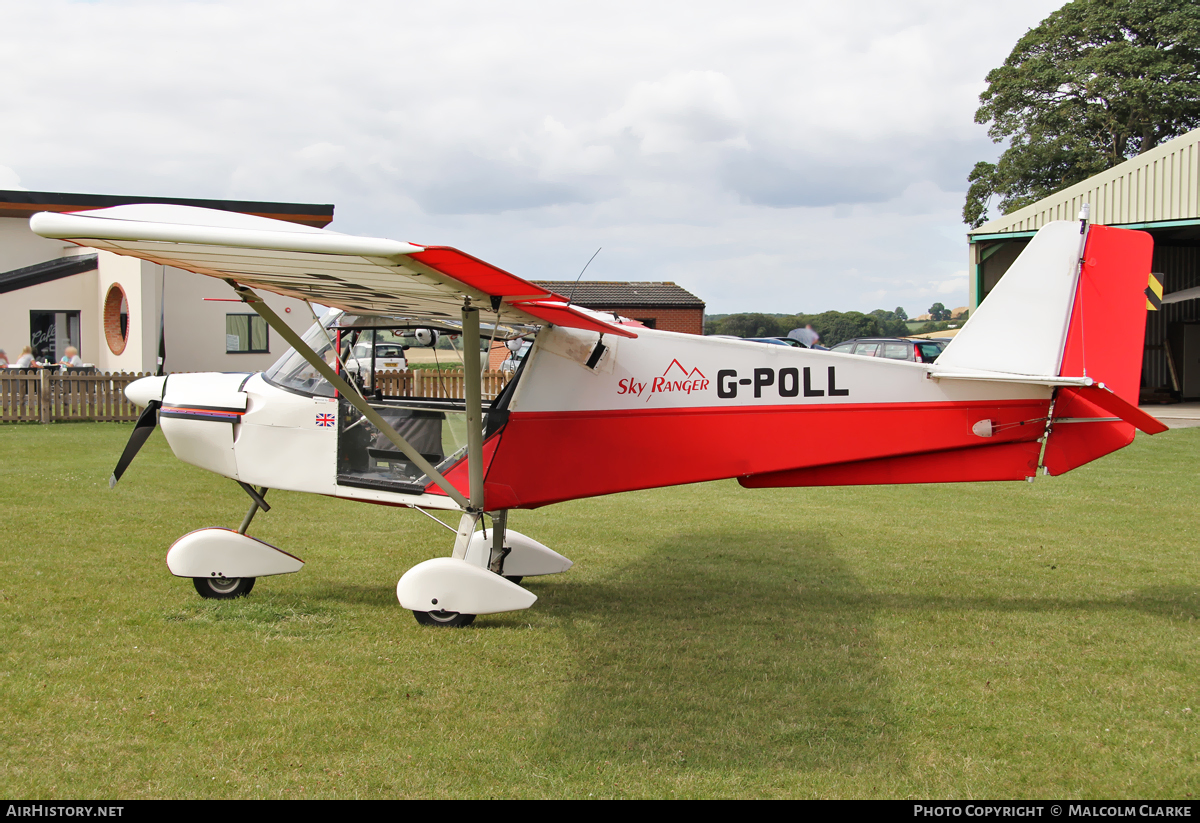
704,309,913,346
868,309,909,337
710,313,790,338
808,311,880,347
928,302,949,321
964,0,1200,228
894,307,908,322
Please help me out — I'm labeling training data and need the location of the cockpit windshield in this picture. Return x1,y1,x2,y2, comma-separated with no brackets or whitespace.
263,308,537,400
263,311,341,397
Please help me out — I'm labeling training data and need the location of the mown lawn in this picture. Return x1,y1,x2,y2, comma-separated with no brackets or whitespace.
0,422,1195,799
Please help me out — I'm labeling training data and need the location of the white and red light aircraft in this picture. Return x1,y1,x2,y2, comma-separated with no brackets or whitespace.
31,205,1167,626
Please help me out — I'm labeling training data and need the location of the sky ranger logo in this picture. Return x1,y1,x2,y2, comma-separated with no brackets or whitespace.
617,359,710,401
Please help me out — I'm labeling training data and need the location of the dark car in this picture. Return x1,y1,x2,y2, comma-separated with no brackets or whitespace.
829,337,948,363
745,336,808,348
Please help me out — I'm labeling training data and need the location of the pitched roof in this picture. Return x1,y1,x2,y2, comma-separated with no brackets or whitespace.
532,280,704,309
0,254,98,295
0,189,334,228
968,125,1200,236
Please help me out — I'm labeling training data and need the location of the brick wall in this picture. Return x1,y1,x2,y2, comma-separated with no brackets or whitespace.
611,307,704,334
488,342,510,370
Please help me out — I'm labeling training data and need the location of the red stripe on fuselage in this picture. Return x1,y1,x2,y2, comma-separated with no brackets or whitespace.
483,398,1052,508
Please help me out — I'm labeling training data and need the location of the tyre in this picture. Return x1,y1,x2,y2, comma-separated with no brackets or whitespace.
193,576,255,599
503,576,523,584
412,610,476,628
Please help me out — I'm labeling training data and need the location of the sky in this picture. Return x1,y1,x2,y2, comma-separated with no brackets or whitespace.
0,0,1068,316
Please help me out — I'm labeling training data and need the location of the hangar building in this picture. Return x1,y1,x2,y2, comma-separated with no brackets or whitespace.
968,126,1200,397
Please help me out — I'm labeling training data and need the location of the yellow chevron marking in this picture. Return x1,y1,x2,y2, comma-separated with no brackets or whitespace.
1146,273,1163,311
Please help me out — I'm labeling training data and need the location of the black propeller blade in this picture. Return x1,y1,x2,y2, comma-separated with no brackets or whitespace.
110,400,161,488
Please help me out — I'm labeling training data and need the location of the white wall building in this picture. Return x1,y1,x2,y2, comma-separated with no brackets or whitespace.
0,190,334,374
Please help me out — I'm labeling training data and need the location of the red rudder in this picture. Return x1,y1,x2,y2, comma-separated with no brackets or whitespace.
1044,225,1155,475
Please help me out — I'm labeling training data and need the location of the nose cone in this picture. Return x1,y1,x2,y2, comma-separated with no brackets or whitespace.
125,375,167,407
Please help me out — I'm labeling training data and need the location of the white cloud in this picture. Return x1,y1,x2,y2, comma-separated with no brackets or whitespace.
604,71,746,155
0,0,1065,311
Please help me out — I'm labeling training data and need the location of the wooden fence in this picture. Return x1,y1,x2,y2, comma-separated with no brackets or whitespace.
375,369,510,400
0,370,148,423
0,368,512,423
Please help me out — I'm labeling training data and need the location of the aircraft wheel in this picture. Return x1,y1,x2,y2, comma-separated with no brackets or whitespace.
193,576,256,599
503,576,523,584
412,610,476,628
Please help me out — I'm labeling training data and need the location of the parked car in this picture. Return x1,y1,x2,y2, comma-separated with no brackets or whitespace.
829,337,948,363
500,340,532,373
345,342,408,374
709,336,810,348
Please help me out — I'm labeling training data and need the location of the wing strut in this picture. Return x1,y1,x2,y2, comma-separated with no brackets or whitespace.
230,282,471,510
461,303,485,512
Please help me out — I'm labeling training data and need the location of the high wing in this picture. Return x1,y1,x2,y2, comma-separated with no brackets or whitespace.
30,203,637,339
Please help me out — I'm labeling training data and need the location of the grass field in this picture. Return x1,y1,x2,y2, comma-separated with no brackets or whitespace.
0,422,1195,799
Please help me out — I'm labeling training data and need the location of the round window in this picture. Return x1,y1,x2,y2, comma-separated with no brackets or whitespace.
104,283,129,355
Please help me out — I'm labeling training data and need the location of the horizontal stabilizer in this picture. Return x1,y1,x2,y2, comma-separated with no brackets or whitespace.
930,370,1093,387
1073,384,1168,435
929,373,1164,434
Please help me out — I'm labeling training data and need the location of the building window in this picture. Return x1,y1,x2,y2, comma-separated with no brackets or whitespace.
30,310,82,361
103,284,128,355
633,317,657,329
226,314,269,353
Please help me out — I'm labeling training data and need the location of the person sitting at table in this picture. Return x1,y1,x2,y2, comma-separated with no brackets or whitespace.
14,346,34,368
59,346,82,367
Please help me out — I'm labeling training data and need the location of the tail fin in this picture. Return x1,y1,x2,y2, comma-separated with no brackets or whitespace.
940,220,1156,474
938,220,1087,378
941,221,1153,390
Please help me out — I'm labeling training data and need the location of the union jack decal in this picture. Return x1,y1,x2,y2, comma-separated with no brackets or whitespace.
316,413,335,427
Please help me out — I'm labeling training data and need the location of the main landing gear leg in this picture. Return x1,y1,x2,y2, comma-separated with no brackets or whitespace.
451,511,483,561
489,510,519,583
398,510,544,628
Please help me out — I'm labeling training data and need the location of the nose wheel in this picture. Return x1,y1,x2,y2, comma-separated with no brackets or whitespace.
193,576,256,599
412,610,475,628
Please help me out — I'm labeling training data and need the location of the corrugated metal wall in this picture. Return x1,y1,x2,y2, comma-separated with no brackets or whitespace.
971,127,1200,235
1143,245,1200,389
